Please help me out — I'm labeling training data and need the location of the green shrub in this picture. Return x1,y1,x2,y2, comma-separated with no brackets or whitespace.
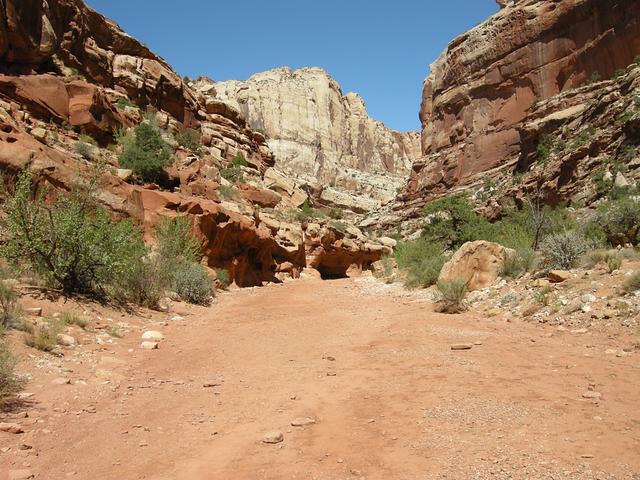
421,194,493,250
328,208,343,220
173,262,213,305
220,167,244,183
218,185,238,199
175,128,200,151
115,97,135,110
0,170,147,297
0,281,18,328
214,268,230,289
581,249,609,269
606,253,623,273
536,135,553,164
118,256,168,308
155,217,200,263
539,230,589,269
435,278,468,314
500,248,536,279
596,195,640,245
118,122,172,184
0,341,23,400
231,152,249,167
614,68,626,78
588,71,601,84
623,270,640,293
395,238,446,288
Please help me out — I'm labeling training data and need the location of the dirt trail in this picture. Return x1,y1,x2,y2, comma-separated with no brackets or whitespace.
1,278,639,479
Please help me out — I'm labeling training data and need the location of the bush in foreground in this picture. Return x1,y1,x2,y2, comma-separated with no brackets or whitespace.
435,278,468,314
173,262,213,305
539,230,589,270
0,341,23,401
0,170,147,297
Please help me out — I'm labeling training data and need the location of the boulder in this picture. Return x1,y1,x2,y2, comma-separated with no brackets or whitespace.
548,270,571,283
438,241,512,291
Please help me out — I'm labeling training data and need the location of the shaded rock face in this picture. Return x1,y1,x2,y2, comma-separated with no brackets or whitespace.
401,0,640,212
193,68,421,212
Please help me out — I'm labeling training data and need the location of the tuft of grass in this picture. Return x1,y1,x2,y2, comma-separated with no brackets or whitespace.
24,319,62,353
59,311,89,329
533,285,554,306
0,341,24,401
623,270,640,294
606,253,623,273
0,281,18,328
435,278,468,314
500,249,536,279
106,326,123,338
218,185,238,200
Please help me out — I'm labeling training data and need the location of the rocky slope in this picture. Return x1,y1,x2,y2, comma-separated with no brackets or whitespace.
193,68,420,213
382,0,640,228
0,0,394,286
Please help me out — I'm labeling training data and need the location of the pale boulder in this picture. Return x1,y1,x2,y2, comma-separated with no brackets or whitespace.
438,241,512,292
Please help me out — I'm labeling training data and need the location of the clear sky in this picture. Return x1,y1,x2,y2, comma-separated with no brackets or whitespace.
84,0,498,132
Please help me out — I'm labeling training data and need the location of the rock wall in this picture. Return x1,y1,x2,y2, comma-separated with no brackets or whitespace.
0,0,274,169
0,0,394,287
193,68,421,212
399,0,640,216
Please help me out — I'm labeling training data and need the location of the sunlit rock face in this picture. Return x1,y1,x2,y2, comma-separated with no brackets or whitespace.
194,68,421,212
400,0,640,209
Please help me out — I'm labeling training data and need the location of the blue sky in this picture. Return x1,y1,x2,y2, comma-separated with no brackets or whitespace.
85,1,498,132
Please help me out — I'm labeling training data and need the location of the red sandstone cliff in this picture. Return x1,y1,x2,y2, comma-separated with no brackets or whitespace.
399,0,640,215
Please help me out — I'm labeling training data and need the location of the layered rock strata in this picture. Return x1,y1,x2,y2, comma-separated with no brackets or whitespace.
397,0,640,219
193,68,421,212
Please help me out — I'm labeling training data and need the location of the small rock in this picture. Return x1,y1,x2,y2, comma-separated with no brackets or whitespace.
262,431,284,444
57,334,76,347
571,328,589,334
291,417,316,427
531,278,551,288
116,169,133,181
0,422,24,434
581,453,595,459
170,315,184,322
548,270,571,283
450,344,472,351
24,307,42,317
581,294,597,304
582,391,602,399
8,470,34,480
140,341,159,350
51,377,71,385
30,127,47,143
141,331,164,341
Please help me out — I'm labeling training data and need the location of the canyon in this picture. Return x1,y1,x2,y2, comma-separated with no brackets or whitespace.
1,1,640,478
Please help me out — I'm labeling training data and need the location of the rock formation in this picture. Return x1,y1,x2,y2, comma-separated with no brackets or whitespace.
192,68,420,212
0,0,394,287
394,0,640,221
